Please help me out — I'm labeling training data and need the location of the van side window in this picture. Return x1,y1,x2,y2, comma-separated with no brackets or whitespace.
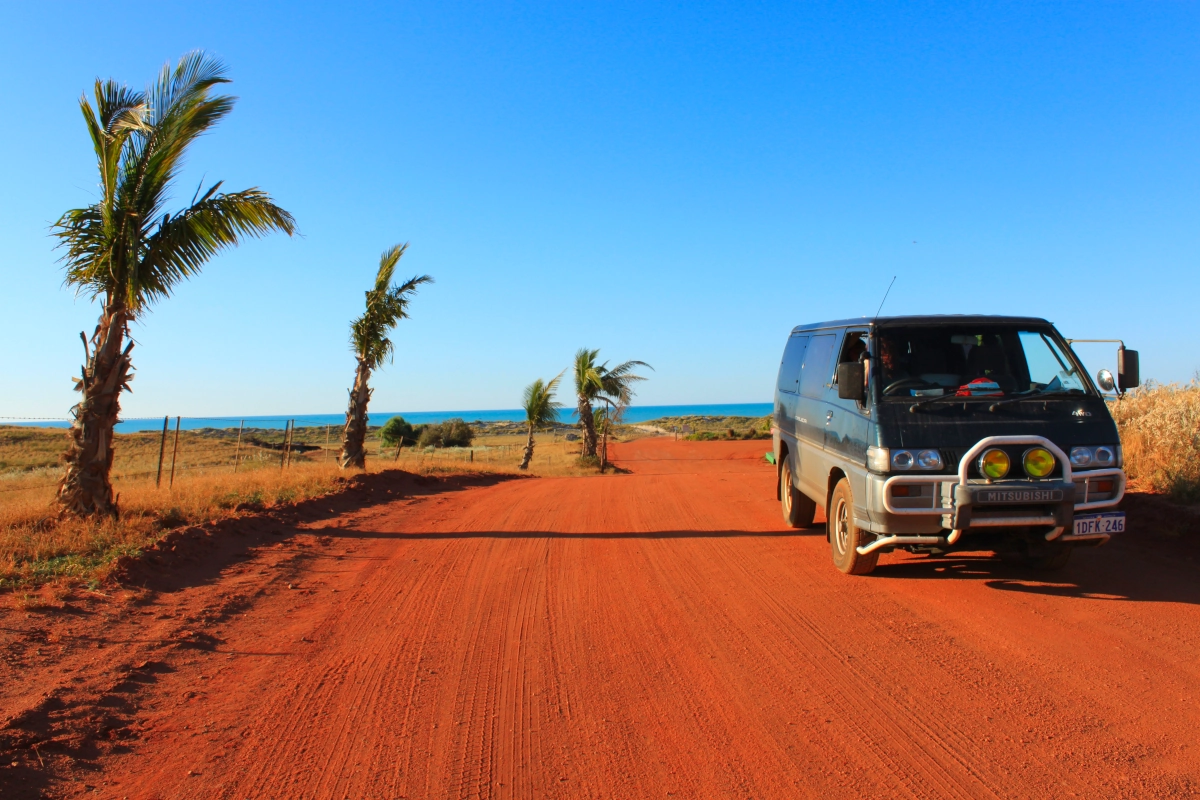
799,334,837,398
776,334,810,394
836,331,868,367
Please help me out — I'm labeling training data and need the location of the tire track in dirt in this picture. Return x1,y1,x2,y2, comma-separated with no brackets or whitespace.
12,438,1198,800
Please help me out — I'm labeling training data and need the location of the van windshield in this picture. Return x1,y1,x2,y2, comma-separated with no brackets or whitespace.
875,326,1090,399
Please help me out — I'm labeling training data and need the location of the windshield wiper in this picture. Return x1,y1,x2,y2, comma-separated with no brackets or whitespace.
987,389,1086,412
907,393,978,413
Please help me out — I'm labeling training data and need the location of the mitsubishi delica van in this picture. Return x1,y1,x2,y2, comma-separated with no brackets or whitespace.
771,315,1138,575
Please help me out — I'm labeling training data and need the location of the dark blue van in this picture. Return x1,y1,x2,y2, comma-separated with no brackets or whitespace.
772,315,1136,575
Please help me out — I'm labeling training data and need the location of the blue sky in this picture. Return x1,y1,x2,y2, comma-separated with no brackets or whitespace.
2,2,1197,418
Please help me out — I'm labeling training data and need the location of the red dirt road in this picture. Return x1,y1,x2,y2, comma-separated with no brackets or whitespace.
4,437,1200,799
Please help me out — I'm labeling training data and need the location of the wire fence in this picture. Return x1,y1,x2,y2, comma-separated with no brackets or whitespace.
0,416,360,497
0,415,552,499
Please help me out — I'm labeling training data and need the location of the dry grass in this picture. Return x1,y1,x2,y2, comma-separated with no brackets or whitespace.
0,424,626,590
1111,381,1200,503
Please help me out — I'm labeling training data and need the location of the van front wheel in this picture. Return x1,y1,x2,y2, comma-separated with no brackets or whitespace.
780,455,817,528
829,478,878,575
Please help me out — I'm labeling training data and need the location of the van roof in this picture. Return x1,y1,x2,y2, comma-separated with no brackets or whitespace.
790,314,1053,334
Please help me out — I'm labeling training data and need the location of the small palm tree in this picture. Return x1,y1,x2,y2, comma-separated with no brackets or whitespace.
340,244,431,469
52,52,296,517
519,371,564,470
596,359,650,470
572,348,650,458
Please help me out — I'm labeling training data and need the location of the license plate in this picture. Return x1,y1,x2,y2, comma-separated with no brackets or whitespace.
1073,512,1126,536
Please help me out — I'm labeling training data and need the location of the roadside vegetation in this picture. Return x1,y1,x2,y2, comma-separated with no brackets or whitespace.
520,372,565,470
0,421,632,591
648,415,773,441
572,348,651,464
339,244,431,468
1111,381,1200,502
53,52,295,519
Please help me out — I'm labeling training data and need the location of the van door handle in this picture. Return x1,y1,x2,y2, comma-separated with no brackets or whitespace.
826,411,834,421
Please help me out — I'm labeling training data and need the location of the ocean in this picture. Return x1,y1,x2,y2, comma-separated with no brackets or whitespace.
8,403,773,433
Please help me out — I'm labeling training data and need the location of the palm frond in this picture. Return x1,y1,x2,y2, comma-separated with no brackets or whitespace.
599,359,652,408
134,188,296,309
55,51,288,316
573,347,605,399
350,244,432,370
523,370,565,429
374,243,407,293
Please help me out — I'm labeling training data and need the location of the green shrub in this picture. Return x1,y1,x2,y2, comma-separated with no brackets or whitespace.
417,418,474,448
381,416,418,447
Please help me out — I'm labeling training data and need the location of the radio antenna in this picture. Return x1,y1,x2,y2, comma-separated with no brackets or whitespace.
873,275,897,322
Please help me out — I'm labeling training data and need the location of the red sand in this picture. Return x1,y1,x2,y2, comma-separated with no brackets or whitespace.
3,437,1199,798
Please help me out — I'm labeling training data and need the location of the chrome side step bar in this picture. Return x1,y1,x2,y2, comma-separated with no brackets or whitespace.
857,534,945,556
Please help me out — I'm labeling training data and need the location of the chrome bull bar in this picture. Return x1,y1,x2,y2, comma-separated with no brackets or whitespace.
858,435,1126,555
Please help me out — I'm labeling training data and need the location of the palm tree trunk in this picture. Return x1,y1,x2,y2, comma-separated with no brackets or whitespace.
519,424,535,470
340,360,373,469
600,416,609,471
577,396,597,457
57,303,133,518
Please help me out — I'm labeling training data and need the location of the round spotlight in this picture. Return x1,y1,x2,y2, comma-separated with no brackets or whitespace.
979,448,1010,480
917,449,943,470
1023,447,1056,478
1093,446,1115,467
1069,447,1092,467
892,450,914,470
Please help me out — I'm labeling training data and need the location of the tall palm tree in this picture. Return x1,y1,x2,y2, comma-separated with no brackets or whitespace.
340,244,431,469
572,348,650,458
52,52,296,518
519,371,564,470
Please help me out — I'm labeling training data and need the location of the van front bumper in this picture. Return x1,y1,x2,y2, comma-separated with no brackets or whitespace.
860,435,1126,555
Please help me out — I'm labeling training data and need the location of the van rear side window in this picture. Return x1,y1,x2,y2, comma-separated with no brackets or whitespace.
776,334,810,393
799,335,837,398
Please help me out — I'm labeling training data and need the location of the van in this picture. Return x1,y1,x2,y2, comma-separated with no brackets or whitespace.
771,315,1137,575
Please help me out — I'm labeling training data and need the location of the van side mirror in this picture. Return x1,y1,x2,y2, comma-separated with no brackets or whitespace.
837,362,866,402
1118,348,1139,391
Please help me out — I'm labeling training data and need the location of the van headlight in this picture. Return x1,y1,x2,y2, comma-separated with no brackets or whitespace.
1069,445,1118,469
916,450,943,470
867,446,943,473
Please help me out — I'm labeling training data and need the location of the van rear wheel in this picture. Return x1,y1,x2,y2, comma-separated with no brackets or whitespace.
829,478,878,575
780,455,817,528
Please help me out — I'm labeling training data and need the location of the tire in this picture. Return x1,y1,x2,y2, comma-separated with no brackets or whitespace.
780,454,817,528
828,478,878,575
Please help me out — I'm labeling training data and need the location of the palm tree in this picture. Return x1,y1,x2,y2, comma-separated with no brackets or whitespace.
572,348,650,458
52,52,296,518
596,360,650,470
519,371,564,470
340,244,431,469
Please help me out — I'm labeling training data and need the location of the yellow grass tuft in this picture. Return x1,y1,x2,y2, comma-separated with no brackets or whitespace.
1110,381,1200,502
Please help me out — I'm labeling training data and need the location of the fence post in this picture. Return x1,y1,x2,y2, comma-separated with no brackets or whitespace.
168,416,181,489
470,449,474,463
155,416,168,487
285,420,295,468
233,420,244,473
325,424,331,462
280,420,291,470
393,442,402,463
